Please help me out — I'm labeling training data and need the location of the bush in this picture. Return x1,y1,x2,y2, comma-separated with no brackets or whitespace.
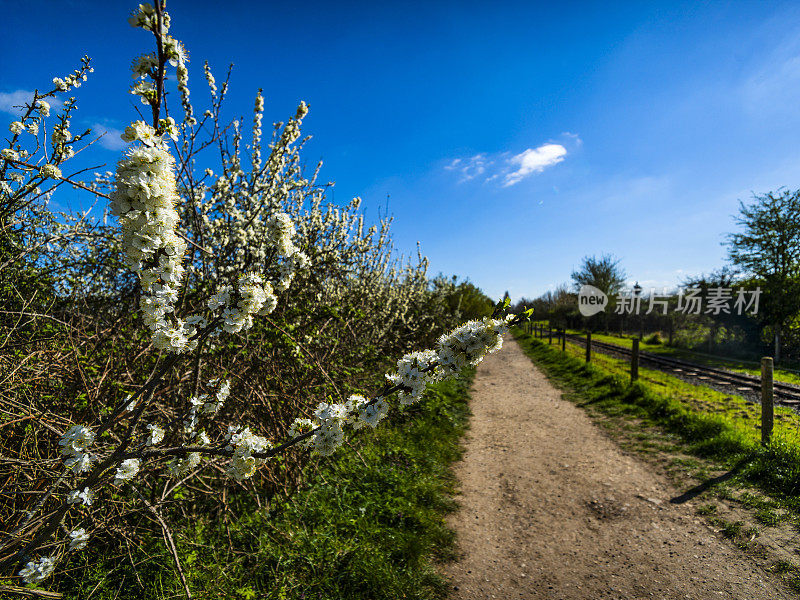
645,332,663,345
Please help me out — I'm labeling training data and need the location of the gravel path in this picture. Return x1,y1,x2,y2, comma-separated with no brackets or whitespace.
442,335,794,599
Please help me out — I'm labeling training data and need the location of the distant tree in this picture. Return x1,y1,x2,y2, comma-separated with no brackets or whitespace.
571,254,627,296
441,276,494,321
681,267,759,352
545,283,578,329
571,254,627,331
725,189,800,362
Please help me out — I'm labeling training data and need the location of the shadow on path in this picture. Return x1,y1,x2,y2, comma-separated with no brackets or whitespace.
669,458,749,505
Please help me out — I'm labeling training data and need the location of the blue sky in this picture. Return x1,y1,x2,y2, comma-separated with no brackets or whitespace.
3,0,800,301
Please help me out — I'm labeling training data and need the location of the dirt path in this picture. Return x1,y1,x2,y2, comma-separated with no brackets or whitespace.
442,335,795,599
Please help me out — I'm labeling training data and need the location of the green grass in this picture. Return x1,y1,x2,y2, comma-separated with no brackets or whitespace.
513,329,800,513
559,327,800,386
43,373,474,600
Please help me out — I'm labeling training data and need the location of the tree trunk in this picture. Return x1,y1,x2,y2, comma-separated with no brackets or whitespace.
775,328,781,363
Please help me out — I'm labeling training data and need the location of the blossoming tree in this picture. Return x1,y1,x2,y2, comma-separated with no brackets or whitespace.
0,2,532,594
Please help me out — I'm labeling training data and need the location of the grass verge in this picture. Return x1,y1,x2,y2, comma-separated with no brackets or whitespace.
514,329,800,508
561,327,800,385
17,372,473,600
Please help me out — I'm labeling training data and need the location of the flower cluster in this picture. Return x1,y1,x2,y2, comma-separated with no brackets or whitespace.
1,148,19,161
388,349,440,406
51,61,90,93
308,402,348,456
207,273,278,335
224,425,272,481
59,425,95,474
128,3,193,123
346,394,389,430
19,556,55,584
252,90,264,170
168,450,201,476
394,316,510,395
110,123,198,353
285,393,389,458
145,423,165,445
114,458,141,484
435,315,510,377
285,315,508,462
68,528,89,551
67,487,95,506
288,317,512,459
40,164,62,179
128,2,169,29
183,379,230,434
164,36,192,124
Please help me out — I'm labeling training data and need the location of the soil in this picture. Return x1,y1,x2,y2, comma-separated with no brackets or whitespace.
441,335,797,599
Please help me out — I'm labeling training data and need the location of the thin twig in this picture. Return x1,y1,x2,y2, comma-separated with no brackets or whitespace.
133,487,192,600
0,585,63,598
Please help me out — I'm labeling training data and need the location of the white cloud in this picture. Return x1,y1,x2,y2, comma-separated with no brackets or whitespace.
561,131,583,147
503,144,567,187
444,153,493,182
90,123,127,151
445,136,576,187
0,90,63,117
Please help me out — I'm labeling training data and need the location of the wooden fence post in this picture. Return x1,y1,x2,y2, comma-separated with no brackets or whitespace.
548,327,552,345
761,357,774,446
561,329,566,352
631,338,639,382
585,331,592,363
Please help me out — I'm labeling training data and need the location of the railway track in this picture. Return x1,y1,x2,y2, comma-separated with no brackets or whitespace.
546,331,800,405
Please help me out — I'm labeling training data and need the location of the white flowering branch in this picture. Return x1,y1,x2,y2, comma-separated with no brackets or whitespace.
2,1,537,593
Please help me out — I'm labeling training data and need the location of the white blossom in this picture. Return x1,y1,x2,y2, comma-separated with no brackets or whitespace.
40,164,62,179
59,425,95,473
168,451,201,476
67,487,95,506
111,138,194,353
114,458,140,484
19,556,55,584
145,423,164,445
224,425,272,481
68,528,89,551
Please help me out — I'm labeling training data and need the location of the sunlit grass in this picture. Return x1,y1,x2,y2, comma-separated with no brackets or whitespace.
43,374,474,600
559,327,800,386
514,329,800,511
